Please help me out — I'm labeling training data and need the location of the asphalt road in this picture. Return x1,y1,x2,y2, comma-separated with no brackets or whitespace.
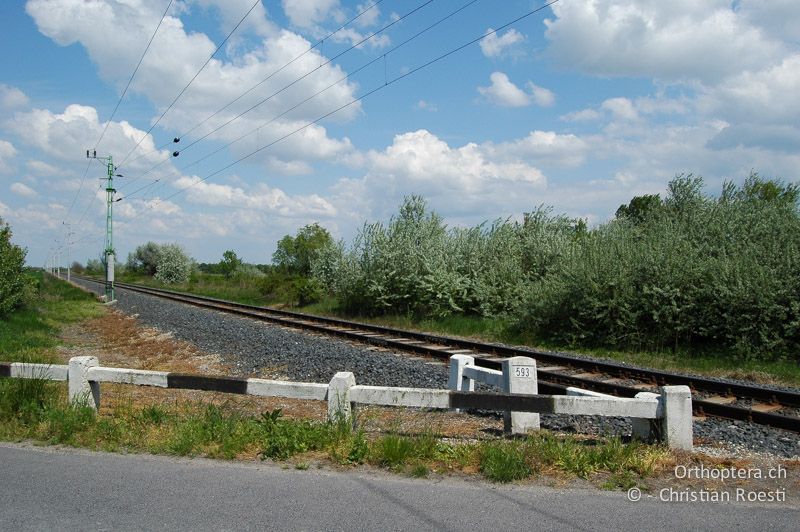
0,444,796,531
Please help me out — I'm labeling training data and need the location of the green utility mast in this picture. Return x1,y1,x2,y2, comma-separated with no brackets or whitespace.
87,150,117,302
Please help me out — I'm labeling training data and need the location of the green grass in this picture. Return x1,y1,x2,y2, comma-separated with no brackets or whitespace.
115,272,283,307
0,272,103,364
0,377,673,488
480,441,532,482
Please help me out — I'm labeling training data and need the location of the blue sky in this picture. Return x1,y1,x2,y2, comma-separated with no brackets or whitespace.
1,0,799,267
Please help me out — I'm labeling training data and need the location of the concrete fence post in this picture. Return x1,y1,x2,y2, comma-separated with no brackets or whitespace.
68,356,100,410
328,372,356,424
448,355,475,412
501,356,539,434
659,385,693,450
631,391,660,442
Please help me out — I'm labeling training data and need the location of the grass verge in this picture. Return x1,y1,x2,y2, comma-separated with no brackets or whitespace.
0,272,102,365
0,393,672,489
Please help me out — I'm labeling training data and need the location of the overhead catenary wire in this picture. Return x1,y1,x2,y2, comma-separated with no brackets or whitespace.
117,0,263,168
124,0,561,223
119,0,434,189
61,0,173,228
119,0,387,174
119,0,482,203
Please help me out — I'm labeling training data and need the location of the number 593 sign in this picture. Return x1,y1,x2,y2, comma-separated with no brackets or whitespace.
514,366,535,379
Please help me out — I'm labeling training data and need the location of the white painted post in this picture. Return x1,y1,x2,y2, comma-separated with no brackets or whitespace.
328,372,356,424
659,386,693,450
68,356,100,410
448,355,475,412
501,356,539,434
632,391,660,442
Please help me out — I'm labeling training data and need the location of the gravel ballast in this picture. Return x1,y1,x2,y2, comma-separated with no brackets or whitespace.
72,279,800,458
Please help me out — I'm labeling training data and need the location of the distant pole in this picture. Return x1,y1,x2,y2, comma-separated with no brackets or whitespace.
64,222,74,283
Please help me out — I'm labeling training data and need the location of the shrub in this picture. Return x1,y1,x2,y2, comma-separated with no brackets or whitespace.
314,174,800,361
0,217,31,316
153,244,193,284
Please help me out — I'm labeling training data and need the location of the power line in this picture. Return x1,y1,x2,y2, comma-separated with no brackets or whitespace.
125,0,560,222
60,0,172,243
118,0,387,174
117,0,263,168
120,0,481,203
96,0,174,151
119,0,429,186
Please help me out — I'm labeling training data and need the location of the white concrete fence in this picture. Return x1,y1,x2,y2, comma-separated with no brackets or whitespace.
0,355,693,450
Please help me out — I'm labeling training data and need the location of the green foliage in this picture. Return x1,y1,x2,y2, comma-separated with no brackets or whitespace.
375,434,416,467
273,223,333,276
317,174,800,362
312,196,577,318
85,258,104,275
615,194,662,223
0,217,32,316
219,250,243,278
292,277,323,306
479,441,532,482
517,173,800,360
257,408,334,460
126,241,194,284
126,241,162,275
0,372,58,424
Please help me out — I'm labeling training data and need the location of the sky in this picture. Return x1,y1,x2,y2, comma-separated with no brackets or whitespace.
1,0,799,267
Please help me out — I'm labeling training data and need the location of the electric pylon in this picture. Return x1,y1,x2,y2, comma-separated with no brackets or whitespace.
87,150,116,302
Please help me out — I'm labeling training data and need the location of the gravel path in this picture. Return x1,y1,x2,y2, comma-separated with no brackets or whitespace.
72,279,800,459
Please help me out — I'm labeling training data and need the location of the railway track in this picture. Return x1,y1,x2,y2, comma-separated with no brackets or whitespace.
73,275,800,433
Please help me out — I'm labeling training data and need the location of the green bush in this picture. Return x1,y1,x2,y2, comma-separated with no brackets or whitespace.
516,174,800,360
315,174,799,361
0,217,31,316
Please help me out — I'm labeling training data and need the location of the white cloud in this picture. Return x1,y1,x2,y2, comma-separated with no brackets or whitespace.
5,104,169,172
525,82,555,107
0,140,16,173
11,182,37,198
26,0,361,174
478,73,555,108
738,0,800,43
561,108,602,122
544,1,785,83
354,2,380,28
601,97,638,121
415,100,437,112
479,28,524,58
486,131,590,169
193,0,276,37
700,53,800,124
330,130,548,223
0,84,29,109
478,72,531,107
281,0,342,30
706,124,800,154
280,0,388,48
26,159,60,176
174,175,337,217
